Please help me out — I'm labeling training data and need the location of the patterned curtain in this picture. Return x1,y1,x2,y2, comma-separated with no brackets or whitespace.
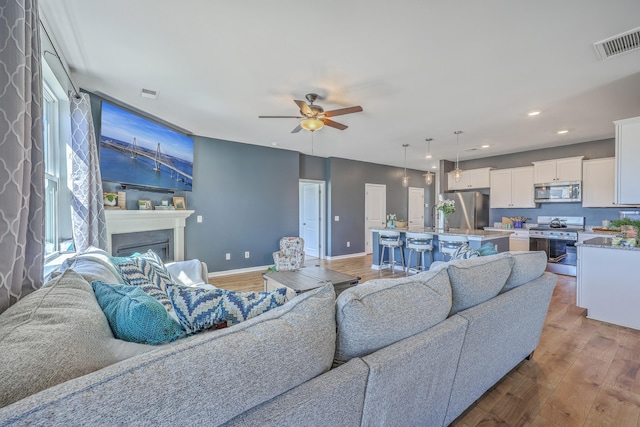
0,0,45,314
70,93,108,252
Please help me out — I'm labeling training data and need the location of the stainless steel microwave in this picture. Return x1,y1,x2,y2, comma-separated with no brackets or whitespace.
534,181,581,203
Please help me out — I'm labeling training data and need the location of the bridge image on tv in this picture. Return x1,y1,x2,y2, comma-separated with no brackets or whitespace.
99,101,194,191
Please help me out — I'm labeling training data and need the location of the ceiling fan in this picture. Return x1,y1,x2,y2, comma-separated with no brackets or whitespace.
259,93,363,133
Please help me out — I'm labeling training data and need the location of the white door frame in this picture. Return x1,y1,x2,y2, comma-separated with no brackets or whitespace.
299,179,326,259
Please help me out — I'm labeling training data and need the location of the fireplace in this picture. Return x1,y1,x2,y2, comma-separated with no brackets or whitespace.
111,229,174,262
104,210,194,261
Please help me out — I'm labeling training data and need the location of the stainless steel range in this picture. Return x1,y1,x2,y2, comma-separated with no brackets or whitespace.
529,216,585,276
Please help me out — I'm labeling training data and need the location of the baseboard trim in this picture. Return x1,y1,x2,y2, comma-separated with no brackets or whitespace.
325,252,367,261
208,264,271,278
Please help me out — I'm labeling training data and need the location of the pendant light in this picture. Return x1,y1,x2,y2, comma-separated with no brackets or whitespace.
423,138,434,185
402,143,410,187
453,131,463,183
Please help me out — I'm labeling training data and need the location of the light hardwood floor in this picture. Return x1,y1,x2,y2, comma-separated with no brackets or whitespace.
210,255,640,426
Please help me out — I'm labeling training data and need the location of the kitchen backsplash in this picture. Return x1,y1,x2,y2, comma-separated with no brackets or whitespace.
490,204,623,228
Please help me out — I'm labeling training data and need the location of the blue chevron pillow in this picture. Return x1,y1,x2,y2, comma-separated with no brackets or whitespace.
111,250,175,314
166,283,290,334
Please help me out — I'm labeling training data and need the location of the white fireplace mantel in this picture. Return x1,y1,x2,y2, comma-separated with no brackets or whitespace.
105,210,194,261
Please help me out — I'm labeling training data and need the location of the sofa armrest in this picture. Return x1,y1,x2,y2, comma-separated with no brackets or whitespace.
165,259,211,288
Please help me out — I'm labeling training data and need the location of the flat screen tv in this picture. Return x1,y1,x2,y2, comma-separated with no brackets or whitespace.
99,101,194,192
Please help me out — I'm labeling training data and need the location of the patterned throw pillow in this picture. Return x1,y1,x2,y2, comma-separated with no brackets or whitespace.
452,243,480,260
166,283,290,334
111,250,175,313
92,281,185,345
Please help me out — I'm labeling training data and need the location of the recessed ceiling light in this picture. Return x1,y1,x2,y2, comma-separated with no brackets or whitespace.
557,129,569,135
432,165,437,169
425,154,432,159
528,111,541,116
271,142,279,146
481,144,490,148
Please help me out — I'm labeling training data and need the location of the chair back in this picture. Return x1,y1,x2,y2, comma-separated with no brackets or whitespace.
406,232,434,251
439,234,469,254
379,230,401,246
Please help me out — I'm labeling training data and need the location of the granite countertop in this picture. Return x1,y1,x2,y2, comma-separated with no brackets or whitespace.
370,227,511,240
577,236,640,251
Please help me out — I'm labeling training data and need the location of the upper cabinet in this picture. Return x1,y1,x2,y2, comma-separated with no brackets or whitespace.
447,167,493,191
532,156,583,184
615,116,640,204
490,167,536,208
582,158,615,207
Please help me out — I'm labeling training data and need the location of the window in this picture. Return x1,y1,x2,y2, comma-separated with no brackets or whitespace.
43,82,59,258
42,60,72,263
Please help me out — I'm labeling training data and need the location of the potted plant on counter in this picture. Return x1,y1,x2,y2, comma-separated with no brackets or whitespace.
436,199,456,231
610,218,640,239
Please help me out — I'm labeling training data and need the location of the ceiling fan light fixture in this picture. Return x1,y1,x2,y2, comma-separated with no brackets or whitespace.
300,118,324,132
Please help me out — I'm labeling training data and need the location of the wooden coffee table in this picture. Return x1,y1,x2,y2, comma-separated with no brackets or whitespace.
263,266,360,296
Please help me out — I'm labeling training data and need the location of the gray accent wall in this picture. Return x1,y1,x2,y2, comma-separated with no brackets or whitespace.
326,157,434,257
185,137,299,271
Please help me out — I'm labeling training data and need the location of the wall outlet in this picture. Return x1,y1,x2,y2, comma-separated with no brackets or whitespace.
225,253,231,260
244,251,250,258
197,215,203,223
334,216,340,221
347,241,350,247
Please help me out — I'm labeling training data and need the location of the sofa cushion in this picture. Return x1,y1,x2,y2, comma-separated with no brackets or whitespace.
0,270,153,409
111,250,175,313
501,251,548,292
55,246,123,284
92,281,186,345
445,252,514,315
166,284,290,334
334,267,452,366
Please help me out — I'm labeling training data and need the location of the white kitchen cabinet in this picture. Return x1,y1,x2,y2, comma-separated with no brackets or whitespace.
490,167,536,208
532,156,583,184
447,168,493,191
582,158,615,207
615,116,640,204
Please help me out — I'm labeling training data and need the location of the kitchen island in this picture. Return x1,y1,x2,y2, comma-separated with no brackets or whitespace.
577,237,640,330
371,227,511,270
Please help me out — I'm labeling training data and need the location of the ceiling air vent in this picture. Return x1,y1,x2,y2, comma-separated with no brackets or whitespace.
593,27,640,60
140,88,158,99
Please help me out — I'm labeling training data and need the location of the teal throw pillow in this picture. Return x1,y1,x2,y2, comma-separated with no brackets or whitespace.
166,283,290,334
111,250,175,313
477,242,499,256
92,281,185,345
452,243,480,260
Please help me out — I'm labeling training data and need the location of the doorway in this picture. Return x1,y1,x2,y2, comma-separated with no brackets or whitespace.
408,187,425,228
365,183,386,254
299,180,325,259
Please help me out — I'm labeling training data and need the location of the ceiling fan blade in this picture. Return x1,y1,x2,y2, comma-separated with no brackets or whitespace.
323,119,348,130
294,99,313,117
323,106,363,117
258,115,304,118
291,124,303,133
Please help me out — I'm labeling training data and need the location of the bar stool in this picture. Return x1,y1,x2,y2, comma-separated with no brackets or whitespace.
405,232,434,274
438,235,469,262
379,230,405,273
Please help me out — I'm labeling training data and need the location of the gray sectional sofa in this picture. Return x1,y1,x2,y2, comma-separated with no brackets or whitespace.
0,250,556,426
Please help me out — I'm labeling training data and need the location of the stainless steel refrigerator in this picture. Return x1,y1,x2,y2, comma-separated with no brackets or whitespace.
440,192,490,230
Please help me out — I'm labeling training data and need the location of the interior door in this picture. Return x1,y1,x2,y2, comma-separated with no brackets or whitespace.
299,182,321,258
408,187,424,228
365,183,386,253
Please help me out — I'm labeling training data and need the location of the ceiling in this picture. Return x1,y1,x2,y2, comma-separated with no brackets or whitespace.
39,0,640,172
